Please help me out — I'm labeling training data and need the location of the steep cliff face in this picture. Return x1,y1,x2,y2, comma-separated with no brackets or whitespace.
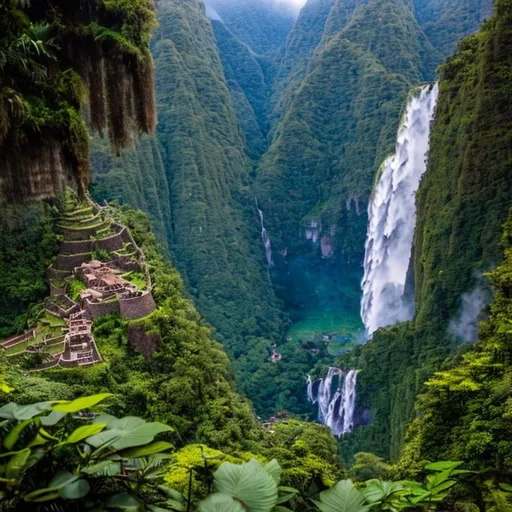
205,0,297,56
0,0,157,203
413,1,512,329
257,0,443,264
341,0,512,462
211,19,270,158
90,135,171,244
412,0,494,55
151,0,283,356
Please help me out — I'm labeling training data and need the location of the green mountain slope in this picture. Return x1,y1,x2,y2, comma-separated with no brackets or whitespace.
270,0,338,125
257,0,440,264
206,0,297,56
342,0,512,462
90,135,171,244
398,211,512,508
211,19,269,158
413,0,494,56
257,31,410,263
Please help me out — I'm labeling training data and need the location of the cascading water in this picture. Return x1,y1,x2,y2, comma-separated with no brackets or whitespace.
307,368,358,437
361,83,439,337
256,199,273,267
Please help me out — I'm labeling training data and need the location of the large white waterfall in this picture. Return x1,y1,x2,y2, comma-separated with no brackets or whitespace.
361,83,439,336
307,368,358,437
256,199,273,267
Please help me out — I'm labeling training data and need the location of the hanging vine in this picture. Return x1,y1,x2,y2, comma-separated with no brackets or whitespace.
0,0,157,202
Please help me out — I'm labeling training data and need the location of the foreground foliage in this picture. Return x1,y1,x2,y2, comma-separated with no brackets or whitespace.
0,394,472,511
0,393,178,510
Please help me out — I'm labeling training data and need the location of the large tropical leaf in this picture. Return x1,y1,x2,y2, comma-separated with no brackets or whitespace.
362,480,405,503
4,418,32,449
52,393,111,413
214,459,278,512
40,410,66,426
0,401,52,420
82,460,122,476
86,416,172,451
105,492,141,511
424,461,463,472
198,492,246,512
264,459,282,485
58,478,90,499
5,448,31,480
313,480,370,512
63,423,105,444
120,440,174,459
24,470,79,502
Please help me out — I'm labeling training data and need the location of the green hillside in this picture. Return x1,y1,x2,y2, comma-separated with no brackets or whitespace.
340,0,512,463
211,19,270,158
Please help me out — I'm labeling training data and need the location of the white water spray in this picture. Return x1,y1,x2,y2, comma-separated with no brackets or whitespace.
307,368,358,437
256,199,273,267
361,83,439,336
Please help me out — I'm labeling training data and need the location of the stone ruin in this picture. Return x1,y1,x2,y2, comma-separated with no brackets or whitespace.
0,195,158,370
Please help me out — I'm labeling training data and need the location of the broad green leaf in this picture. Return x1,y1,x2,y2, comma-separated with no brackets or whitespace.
52,393,111,413
24,470,78,502
277,486,298,504
120,440,174,458
214,459,278,512
430,479,457,495
24,489,60,502
313,479,370,512
273,507,294,511
40,410,66,426
499,483,512,492
6,448,30,479
0,402,52,420
198,493,246,512
4,419,32,450
106,492,141,511
424,461,463,472
86,417,172,451
64,423,105,444
28,432,49,448
363,480,405,503
50,469,80,489
59,478,90,499
265,459,283,485
82,460,121,476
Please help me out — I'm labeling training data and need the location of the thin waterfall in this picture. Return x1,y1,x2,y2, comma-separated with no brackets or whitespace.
361,83,439,337
256,199,273,267
307,368,358,437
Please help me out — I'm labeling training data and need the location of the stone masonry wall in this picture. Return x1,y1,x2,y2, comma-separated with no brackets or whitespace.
85,299,120,319
54,252,92,271
94,228,126,252
60,240,92,254
119,292,156,320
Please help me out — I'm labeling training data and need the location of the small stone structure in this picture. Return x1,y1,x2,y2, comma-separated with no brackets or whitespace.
270,344,282,363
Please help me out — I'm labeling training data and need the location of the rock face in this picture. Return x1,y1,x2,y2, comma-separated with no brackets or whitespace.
127,324,161,360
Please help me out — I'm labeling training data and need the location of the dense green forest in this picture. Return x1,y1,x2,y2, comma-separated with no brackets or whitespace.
2,0,512,510
339,0,512,463
86,0,495,422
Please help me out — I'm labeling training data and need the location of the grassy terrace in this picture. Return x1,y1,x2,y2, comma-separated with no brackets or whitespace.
121,271,146,290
